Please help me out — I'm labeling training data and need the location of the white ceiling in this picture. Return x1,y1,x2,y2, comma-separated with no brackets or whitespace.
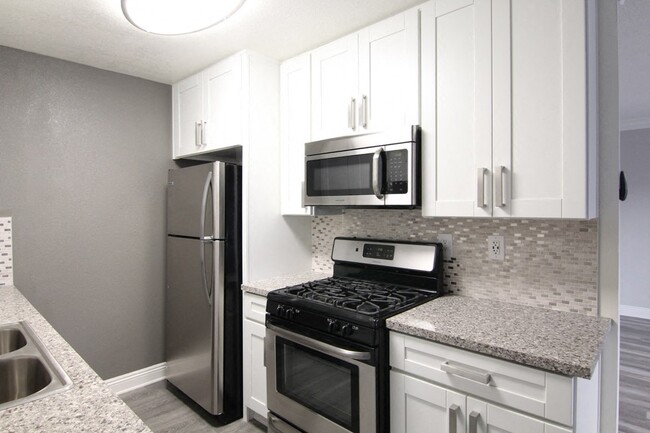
2,0,647,127
0,0,424,84
619,0,650,130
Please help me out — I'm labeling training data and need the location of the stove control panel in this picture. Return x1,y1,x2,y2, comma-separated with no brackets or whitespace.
275,305,300,320
327,318,356,336
331,237,440,272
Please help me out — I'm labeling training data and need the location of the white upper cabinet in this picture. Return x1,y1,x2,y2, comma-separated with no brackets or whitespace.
311,34,359,140
421,0,597,219
280,53,312,216
491,0,594,218
311,7,420,141
421,0,492,218
173,73,203,158
172,53,244,159
358,10,420,133
202,55,242,152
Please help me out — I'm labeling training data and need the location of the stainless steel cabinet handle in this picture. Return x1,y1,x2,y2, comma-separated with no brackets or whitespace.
495,165,506,207
372,149,384,200
449,404,460,433
441,361,491,385
201,121,207,146
477,167,487,207
361,94,368,129
195,121,200,146
469,411,480,433
348,97,357,131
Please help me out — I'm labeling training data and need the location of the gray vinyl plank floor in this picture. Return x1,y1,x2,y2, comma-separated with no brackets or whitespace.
120,381,265,433
619,315,650,433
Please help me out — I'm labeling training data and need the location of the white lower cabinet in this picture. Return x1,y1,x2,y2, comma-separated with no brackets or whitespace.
391,372,572,433
390,332,599,433
242,292,267,420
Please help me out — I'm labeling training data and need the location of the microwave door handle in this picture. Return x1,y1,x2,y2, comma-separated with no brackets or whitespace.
372,149,384,200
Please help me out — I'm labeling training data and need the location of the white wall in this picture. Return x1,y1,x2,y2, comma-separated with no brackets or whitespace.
620,127,650,316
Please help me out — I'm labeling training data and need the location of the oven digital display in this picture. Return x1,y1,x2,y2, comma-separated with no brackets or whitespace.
362,244,395,260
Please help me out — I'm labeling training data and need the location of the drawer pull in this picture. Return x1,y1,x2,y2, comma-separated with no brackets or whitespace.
441,361,492,385
469,411,480,433
448,404,460,433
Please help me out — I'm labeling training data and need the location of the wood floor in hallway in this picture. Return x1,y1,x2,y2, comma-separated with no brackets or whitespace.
619,315,650,433
121,381,265,433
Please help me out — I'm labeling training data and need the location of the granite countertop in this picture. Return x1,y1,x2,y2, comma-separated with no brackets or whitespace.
0,286,151,433
241,271,331,296
387,295,612,379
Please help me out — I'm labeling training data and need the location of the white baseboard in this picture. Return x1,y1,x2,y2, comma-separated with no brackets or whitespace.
620,304,650,320
105,362,167,396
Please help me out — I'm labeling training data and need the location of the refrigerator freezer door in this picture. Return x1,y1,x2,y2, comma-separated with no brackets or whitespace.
167,162,225,239
166,236,225,414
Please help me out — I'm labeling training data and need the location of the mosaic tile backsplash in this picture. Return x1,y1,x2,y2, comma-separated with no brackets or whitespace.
312,210,598,316
0,217,13,286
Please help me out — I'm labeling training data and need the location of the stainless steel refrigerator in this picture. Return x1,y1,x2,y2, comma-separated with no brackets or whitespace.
166,161,242,422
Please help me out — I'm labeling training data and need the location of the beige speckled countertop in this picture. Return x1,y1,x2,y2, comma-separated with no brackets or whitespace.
0,286,151,433
387,295,612,379
241,271,331,297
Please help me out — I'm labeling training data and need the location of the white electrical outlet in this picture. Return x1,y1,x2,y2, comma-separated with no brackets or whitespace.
437,234,453,259
487,235,505,260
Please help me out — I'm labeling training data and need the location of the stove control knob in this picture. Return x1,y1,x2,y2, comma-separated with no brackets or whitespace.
276,305,286,317
327,319,340,333
286,307,295,320
341,323,353,336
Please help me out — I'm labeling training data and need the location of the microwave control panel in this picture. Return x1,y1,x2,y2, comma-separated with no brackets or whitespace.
385,150,408,194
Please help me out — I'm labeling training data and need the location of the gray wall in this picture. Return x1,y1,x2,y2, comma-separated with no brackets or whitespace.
620,127,650,310
0,46,172,379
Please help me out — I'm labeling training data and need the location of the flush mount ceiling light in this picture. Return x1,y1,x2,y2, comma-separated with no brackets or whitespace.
122,0,246,35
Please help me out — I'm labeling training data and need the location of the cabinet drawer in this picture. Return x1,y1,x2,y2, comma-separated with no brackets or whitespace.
243,292,267,324
390,332,575,427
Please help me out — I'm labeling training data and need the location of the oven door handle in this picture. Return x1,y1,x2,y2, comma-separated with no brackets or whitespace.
267,323,371,361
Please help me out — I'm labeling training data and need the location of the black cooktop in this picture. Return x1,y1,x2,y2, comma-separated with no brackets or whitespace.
274,277,434,316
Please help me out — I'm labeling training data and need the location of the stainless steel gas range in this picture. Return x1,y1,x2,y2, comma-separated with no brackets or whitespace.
265,237,444,433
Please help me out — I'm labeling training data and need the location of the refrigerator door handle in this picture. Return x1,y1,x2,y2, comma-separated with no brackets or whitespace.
200,171,213,305
213,241,225,414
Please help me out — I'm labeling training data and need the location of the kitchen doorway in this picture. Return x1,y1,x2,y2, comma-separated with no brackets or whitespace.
618,1,650,431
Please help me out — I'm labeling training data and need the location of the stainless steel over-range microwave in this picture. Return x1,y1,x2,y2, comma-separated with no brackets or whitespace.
304,125,421,207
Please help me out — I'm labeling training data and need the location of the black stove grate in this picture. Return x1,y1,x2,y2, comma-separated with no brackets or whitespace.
282,277,430,316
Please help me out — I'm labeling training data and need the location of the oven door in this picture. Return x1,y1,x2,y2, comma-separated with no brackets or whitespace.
265,323,376,433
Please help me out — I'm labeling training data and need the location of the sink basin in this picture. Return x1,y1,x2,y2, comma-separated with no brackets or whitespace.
0,328,27,355
0,357,52,404
0,322,72,411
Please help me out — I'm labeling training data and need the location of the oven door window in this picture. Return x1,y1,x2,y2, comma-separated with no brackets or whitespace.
276,337,360,432
306,153,379,197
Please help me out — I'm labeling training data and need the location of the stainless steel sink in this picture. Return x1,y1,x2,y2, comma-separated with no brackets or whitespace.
0,322,73,411
0,328,27,355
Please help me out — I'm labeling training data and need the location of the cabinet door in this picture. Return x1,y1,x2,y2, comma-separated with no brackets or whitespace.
173,73,203,158
358,7,419,133
492,0,588,218
242,318,267,418
466,397,572,433
391,371,466,433
311,34,359,140
280,54,312,216
420,0,492,217
203,53,242,151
